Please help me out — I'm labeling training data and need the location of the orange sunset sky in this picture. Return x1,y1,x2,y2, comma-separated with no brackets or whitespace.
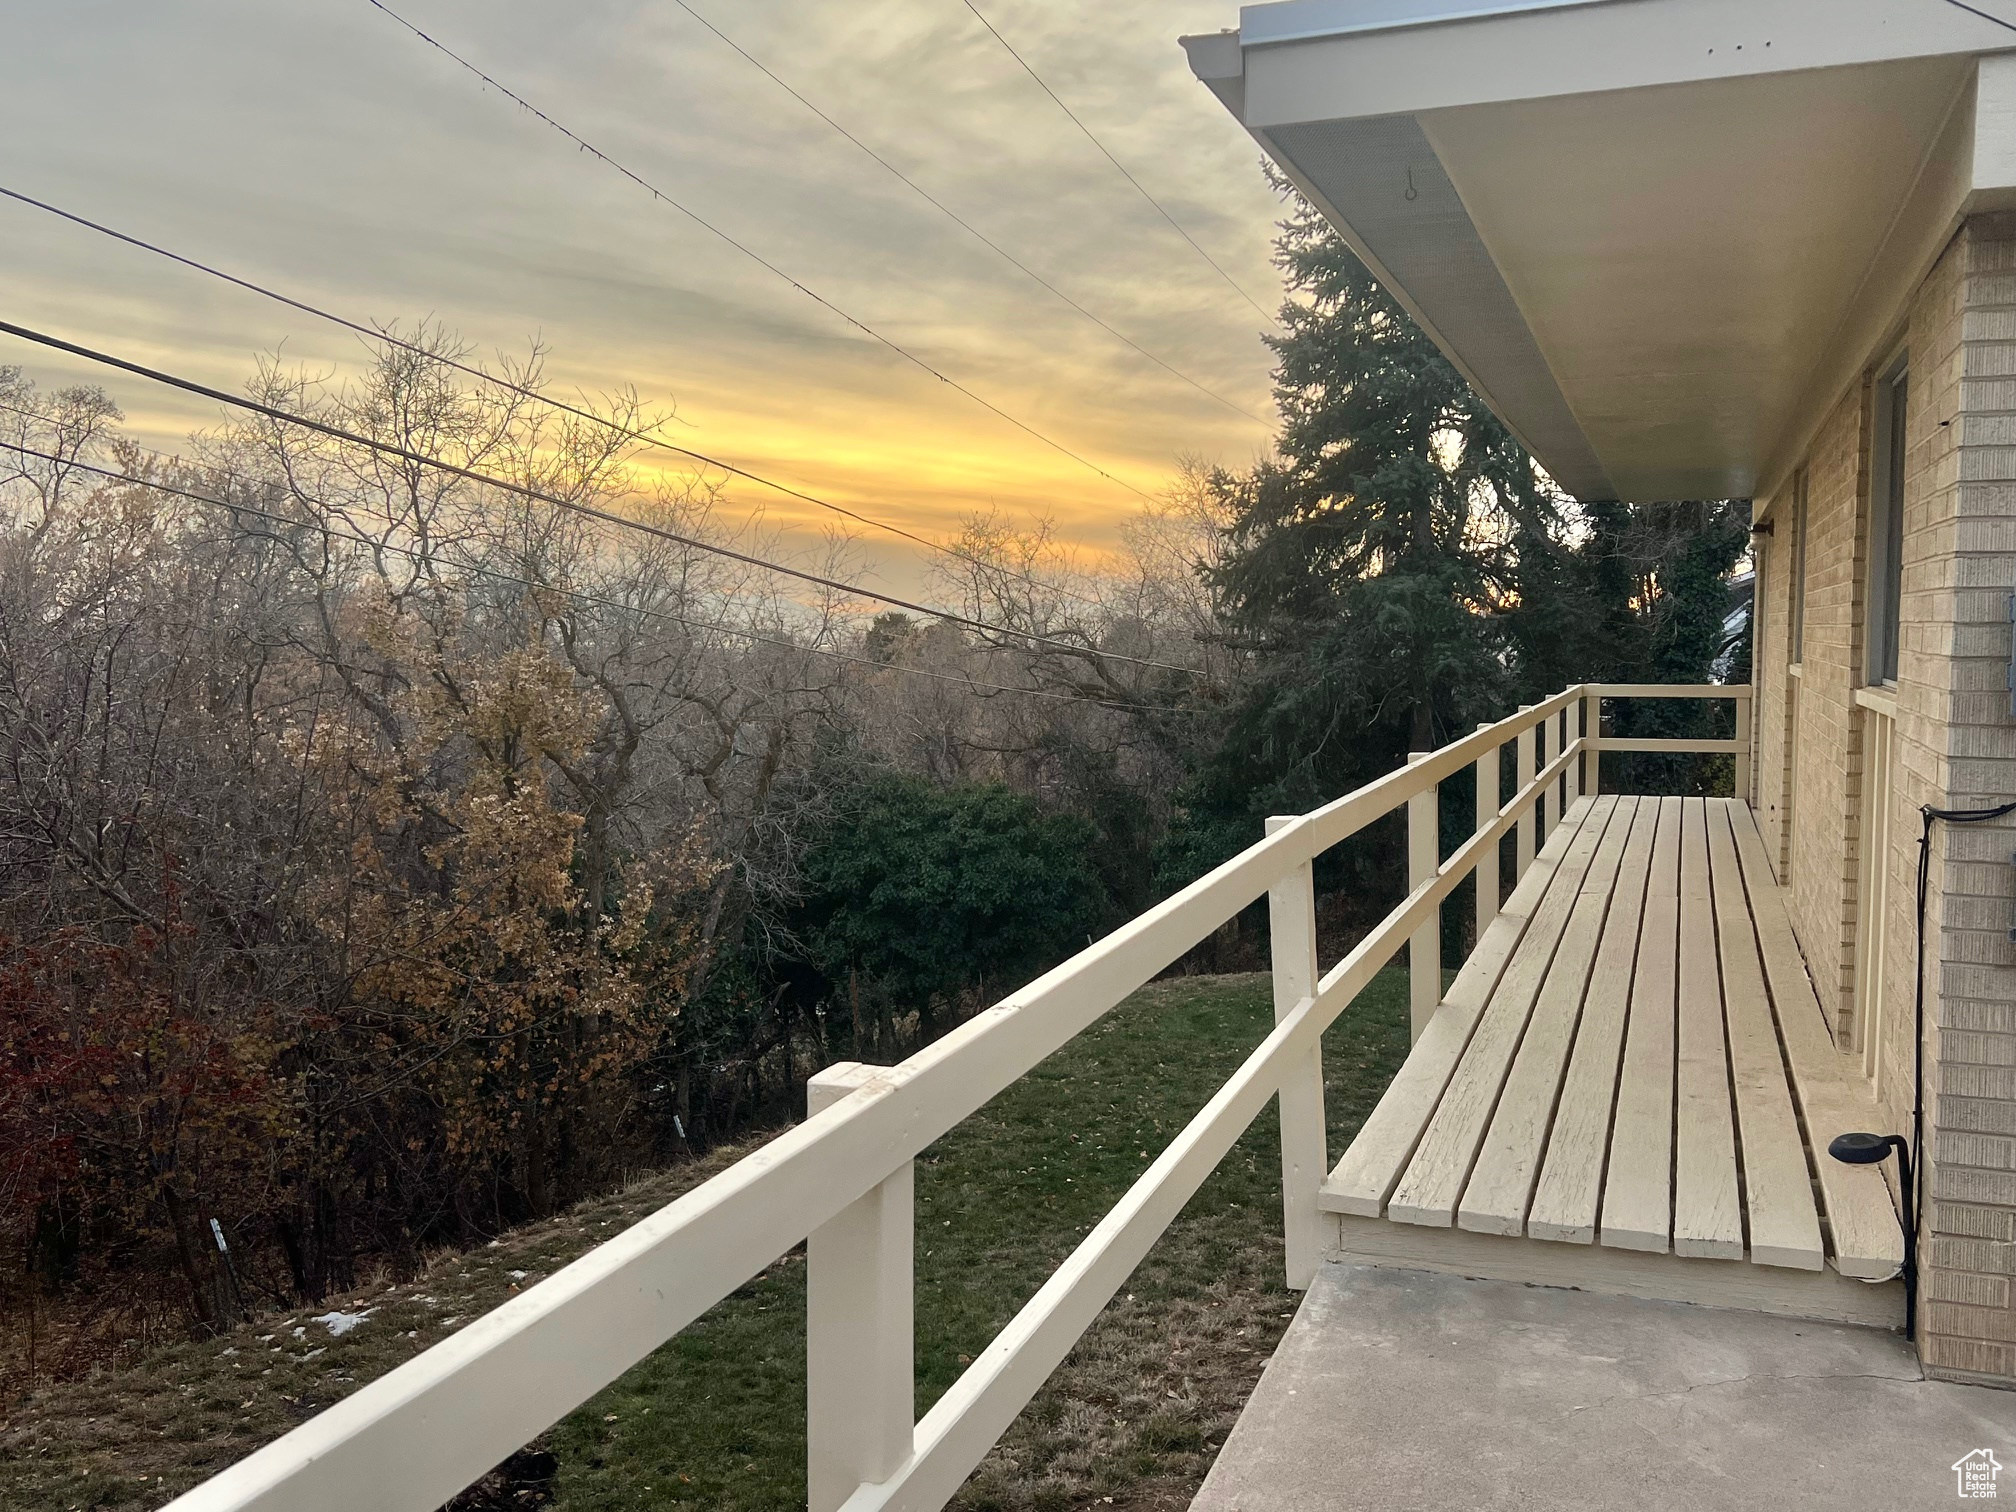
2,0,1288,597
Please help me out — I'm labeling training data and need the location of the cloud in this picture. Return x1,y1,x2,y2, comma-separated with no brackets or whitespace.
0,0,1282,594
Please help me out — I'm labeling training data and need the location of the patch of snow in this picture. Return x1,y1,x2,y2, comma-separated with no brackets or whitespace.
218,1347,237,1358
310,1308,376,1338
300,1348,326,1361
506,1270,527,1282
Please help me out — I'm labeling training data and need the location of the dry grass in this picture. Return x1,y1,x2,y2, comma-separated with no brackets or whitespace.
0,1140,768,1512
0,970,1411,1512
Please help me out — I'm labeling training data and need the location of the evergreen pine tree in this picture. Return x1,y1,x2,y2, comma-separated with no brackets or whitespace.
1200,175,1559,819
1166,177,1752,891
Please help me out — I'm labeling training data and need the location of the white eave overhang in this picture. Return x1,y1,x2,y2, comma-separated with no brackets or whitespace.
1184,0,2016,502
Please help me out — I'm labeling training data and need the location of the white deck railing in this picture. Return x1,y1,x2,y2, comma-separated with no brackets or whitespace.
164,682,1749,1512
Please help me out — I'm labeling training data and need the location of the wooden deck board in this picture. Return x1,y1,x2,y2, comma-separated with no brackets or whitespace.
1529,796,1660,1243
1724,804,1906,1278
1673,798,1744,1260
1327,791,1902,1306
1706,800,1824,1270
1460,797,1639,1235
1600,797,1683,1252
1386,796,1622,1227
1320,800,1590,1216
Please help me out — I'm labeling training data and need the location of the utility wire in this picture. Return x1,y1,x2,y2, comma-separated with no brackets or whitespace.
360,0,1160,505
0,436,1187,715
1938,0,2016,34
0,316,1199,676
668,0,1268,426
958,0,1276,325
0,182,1104,610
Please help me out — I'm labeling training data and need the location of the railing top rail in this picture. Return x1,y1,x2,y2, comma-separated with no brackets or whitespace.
1586,682,1750,699
1297,684,1583,851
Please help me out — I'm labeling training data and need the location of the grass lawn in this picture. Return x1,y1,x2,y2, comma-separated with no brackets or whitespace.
0,969,1410,1512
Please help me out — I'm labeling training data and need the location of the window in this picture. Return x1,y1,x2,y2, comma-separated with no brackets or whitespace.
1753,533,1766,662
1868,362,1908,685
1788,467,1808,665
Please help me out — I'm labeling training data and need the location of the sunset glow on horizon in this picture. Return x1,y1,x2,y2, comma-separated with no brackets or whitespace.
2,0,1286,596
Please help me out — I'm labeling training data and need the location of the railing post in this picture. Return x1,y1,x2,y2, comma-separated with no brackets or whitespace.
1407,752,1439,1043
807,1064,913,1512
1474,724,1499,943
1541,712,1560,842
1559,703,1578,815
1583,689,1601,798
1733,687,1752,805
1265,817,1326,1291
1516,707,1537,880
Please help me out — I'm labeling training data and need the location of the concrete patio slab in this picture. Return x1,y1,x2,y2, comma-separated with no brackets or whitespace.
1191,1262,2016,1511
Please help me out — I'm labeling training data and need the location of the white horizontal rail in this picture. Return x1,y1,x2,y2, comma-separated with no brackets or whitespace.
843,734,1587,1511
164,684,1744,1512
1300,684,1581,853
1581,683,1752,796
1593,737,1742,754
1586,682,1749,699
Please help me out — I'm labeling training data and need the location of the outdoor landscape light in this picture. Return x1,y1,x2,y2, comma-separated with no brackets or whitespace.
1828,1132,1916,1339
1827,1131,1905,1167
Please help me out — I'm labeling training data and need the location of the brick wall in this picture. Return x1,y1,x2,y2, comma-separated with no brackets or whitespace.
1749,214,2016,1379
1780,383,1870,1043
1881,232,1961,1133
1918,213,2016,1383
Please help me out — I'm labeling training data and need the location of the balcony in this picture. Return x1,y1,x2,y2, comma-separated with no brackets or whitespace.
161,682,1904,1512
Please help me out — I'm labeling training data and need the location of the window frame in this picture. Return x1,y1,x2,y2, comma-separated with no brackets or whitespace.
1866,357,1909,687
1788,466,1808,667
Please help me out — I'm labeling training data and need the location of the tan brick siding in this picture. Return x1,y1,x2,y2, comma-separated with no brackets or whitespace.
1776,381,1869,1042
1921,213,2016,1382
1751,214,2016,1378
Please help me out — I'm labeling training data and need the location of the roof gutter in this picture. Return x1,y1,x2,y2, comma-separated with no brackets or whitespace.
1234,0,1625,48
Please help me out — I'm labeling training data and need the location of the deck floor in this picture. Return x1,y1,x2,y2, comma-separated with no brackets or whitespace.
1324,795,1904,1306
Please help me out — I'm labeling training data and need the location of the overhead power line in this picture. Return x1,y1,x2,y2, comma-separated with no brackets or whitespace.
668,0,1268,426
0,182,1103,611
0,316,1199,677
1940,0,2016,35
359,0,1160,505
0,436,1182,715
958,0,1277,325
